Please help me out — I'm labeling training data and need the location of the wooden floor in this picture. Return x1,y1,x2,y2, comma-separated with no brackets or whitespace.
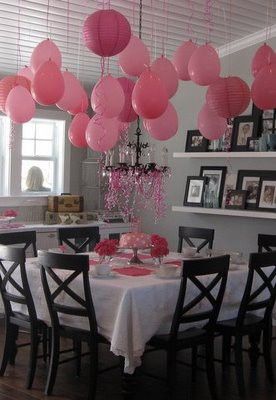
0,322,275,400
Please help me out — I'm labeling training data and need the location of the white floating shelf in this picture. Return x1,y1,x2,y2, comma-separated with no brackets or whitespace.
173,152,276,159
172,206,276,220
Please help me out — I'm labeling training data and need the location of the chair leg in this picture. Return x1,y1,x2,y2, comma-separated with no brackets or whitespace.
248,330,261,368
88,343,98,400
9,325,19,365
42,326,48,363
45,331,60,396
234,335,245,397
205,339,218,400
73,339,82,377
166,348,177,397
26,327,39,389
0,323,17,375
263,324,274,383
222,334,231,370
192,346,198,382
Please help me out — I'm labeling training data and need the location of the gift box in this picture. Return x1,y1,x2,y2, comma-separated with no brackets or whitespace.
47,195,84,213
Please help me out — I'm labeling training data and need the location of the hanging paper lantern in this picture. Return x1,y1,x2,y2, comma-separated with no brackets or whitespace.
56,71,84,112
5,86,35,124
197,103,227,140
85,114,119,152
145,102,178,141
31,60,65,105
30,39,62,73
117,77,137,122
82,9,131,57
188,44,220,86
68,87,89,115
118,35,150,77
251,43,275,78
206,76,250,118
132,69,168,119
68,113,90,148
0,75,30,113
251,64,276,110
91,75,124,118
172,40,198,81
18,66,33,83
151,56,178,98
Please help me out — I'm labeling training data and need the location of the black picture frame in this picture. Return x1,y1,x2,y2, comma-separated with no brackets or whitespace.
199,166,227,207
184,176,207,207
231,115,259,151
246,137,258,151
257,177,276,212
252,104,276,134
225,190,247,210
185,130,209,152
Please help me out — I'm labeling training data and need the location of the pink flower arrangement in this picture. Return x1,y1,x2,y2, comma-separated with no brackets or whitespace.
150,234,169,258
2,209,18,217
94,239,118,257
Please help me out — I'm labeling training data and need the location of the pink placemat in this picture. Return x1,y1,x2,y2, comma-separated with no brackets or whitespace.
113,266,153,276
115,252,152,260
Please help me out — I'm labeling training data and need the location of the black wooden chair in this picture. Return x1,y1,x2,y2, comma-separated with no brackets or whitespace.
216,251,276,396
0,230,37,257
146,255,230,399
258,234,276,252
177,226,215,253
0,245,48,389
38,250,110,399
58,227,100,253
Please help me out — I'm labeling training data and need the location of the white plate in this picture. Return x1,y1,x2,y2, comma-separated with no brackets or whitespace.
90,271,118,279
155,271,180,279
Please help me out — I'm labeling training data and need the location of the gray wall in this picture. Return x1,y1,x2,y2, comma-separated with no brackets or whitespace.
140,38,276,256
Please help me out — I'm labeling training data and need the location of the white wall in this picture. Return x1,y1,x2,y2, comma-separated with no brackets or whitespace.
140,38,276,256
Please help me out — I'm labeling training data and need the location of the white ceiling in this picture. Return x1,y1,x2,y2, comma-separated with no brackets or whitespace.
0,0,275,85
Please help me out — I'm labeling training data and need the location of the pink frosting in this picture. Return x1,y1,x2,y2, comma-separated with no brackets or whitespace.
119,232,151,248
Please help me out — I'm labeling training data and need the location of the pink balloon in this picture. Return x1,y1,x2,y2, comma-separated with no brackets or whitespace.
251,64,276,110
197,103,227,140
6,86,35,124
118,36,150,77
206,76,251,118
68,113,89,148
18,66,33,83
91,75,124,118
145,102,178,141
31,60,65,105
117,77,137,122
82,9,131,57
30,39,62,73
132,69,168,119
0,75,30,113
68,87,89,115
172,40,198,81
118,121,130,134
251,43,275,78
56,71,83,112
188,44,220,86
85,115,119,152
151,56,178,98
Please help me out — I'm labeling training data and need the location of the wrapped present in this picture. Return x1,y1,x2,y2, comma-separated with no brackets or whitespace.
48,195,84,212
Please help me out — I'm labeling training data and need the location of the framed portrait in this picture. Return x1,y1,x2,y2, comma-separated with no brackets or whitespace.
184,176,207,207
225,190,247,210
231,115,259,151
200,166,227,207
257,178,276,211
252,104,275,134
222,173,237,208
246,137,259,151
185,130,209,152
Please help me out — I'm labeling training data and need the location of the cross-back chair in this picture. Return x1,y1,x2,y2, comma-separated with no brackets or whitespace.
58,227,100,253
258,234,276,253
0,230,37,257
177,226,215,253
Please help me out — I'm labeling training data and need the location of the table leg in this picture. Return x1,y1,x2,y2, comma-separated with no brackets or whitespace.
119,357,138,399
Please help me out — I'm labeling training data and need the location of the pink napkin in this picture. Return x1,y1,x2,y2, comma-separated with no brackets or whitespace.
113,266,153,276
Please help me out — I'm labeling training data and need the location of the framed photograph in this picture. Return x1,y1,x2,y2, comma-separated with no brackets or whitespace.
185,130,209,152
200,166,227,207
263,109,275,119
184,176,207,207
222,173,237,208
231,115,259,151
263,119,274,131
246,137,258,151
225,190,247,210
257,178,276,211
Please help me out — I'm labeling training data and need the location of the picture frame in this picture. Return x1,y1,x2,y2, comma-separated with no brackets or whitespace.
184,176,207,207
199,166,227,207
185,130,209,152
246,137,259,151
252,104,276,134
257,177,276,212
222,173,237,208
225,190,247,210
231,115,259,151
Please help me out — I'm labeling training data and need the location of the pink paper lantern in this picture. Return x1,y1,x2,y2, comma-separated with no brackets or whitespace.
30,39,62,73
251,43,275,78
132,69,168,119
172,40,198,81
118,35,150,77
251,64,276,110
68,113,90,148
82,9,131,57
56,71,83,112
6,86,35,124
197,103,227,140
85,115,119,152
0,75,30,113
117,77,137,122
145,102,178,141
31,60,65,105
206,76,250,118
18,66,33,83
188,44,220,86
68,87,89,115
151,56,179,98
91,75,124,118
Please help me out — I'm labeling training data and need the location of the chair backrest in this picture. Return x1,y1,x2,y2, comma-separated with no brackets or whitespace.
258,234,276,253
58,227,100,253
170,255,229,338
237,251,276,327
0,245,37,321
0,230,37,257
177,226,215,253
38,251,97,337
